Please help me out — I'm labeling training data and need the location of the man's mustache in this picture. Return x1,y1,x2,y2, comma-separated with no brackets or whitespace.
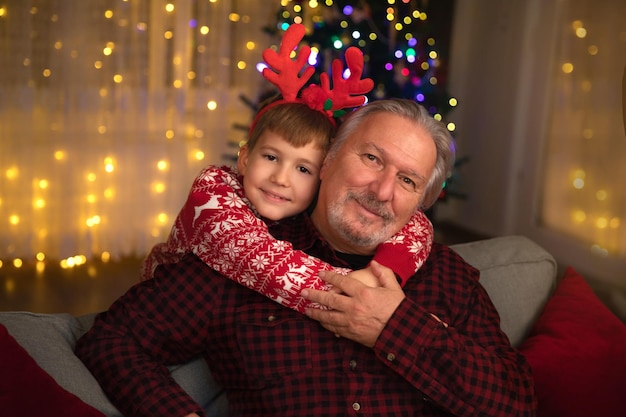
348,192,393,222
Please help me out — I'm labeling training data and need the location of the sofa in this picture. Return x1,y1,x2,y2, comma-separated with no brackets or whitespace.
1,235,625,417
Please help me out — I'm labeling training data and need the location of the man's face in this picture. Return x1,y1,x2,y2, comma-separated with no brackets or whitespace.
312,112,437,254
238,130,324,221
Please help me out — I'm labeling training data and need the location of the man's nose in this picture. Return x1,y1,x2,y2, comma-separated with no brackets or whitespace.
370,168,395,201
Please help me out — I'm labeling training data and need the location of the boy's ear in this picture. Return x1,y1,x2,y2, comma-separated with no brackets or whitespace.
237,144,249,175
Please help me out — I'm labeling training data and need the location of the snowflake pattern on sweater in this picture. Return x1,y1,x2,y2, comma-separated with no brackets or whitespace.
141,165,433,313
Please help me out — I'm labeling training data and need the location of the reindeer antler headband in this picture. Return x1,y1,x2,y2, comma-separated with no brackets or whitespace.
250,23,374,133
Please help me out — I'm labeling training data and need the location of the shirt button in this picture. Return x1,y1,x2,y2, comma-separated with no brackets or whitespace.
352,402,361,411
349,360,357,370
267,315,276,322
386,353,396,362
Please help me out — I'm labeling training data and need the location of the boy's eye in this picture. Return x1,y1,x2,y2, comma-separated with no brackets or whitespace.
297,166,312,175
263,154,277,161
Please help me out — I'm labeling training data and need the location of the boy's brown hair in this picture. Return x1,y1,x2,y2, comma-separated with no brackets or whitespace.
246,97,337,154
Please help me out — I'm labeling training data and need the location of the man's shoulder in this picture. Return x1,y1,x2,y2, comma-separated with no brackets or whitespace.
419,242,480,282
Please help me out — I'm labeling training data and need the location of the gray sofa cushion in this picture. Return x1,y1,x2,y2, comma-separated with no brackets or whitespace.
452,235,557,347
0,312,121,416
0,312,227,417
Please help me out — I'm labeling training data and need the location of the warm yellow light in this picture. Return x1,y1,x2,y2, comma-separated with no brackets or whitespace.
38,179,48,189
154,182,166,193
157,160,169,171
173,79,182,88
157,213,169,224
194,150,205,161
113,74,123,83
246,41,256,50
0,7,6,17
609,218,621,229
229,13,240,22
573,178,585,189
34,198,46,209
101,252,111,263
207,100,217,110
53,149,66,165
394,23,403,31
429,76,438,85
43,68,51,77
9,215,20,225
36,262,46,274
165,130,175,139
99,88,108,97
449,98,458,107
6,167,18,179
13,258,23,268
187,71,196,80
595,217,608,229
572,210,586,223
98,125,107,134
164,31,173,40
421,62,429,70
588,45,598,55
104,188,115,199
36,252,46,262
54,41,62,50
87,194,97,204
87,172,97,182
103,47,113,56
429,51,438,59
104,10,113,19
596,190,607,201
165,3,175,13
86,216,102,227
237,61,247,70
575,27,587,38
447,122,456,132
562,62,574,73
200,26,210,35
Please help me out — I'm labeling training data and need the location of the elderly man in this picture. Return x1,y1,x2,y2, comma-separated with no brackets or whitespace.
76,99,537,417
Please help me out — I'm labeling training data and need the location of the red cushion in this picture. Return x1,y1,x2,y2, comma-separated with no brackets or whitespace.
0,323,105,417
519,267,626,417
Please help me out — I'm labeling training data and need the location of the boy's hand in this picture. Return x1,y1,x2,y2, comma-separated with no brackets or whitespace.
345,267,381,288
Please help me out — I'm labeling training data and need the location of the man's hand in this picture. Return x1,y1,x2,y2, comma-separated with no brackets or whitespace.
302,261,405,347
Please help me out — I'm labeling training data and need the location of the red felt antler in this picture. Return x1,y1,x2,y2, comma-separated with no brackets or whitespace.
261,24,315,102
318,46,374,111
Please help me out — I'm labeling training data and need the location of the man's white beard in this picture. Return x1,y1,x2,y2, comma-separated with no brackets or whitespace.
327,191,395,248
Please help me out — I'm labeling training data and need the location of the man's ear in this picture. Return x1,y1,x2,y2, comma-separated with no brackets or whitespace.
237,145,249,175
319,154,330,180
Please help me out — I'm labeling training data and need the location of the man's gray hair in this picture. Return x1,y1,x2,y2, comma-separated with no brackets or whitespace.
329,99,456,209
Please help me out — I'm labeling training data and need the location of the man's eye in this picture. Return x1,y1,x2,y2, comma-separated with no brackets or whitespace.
401,176,416,188
362,153,379,164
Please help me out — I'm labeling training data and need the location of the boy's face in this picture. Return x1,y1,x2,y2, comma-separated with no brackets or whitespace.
237,130,325,221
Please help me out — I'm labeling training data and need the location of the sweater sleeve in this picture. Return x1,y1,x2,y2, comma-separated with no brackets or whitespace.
372,209,433,285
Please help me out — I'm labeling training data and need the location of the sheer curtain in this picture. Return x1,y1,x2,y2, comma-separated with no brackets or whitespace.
540,0,626,261
0,0,274,261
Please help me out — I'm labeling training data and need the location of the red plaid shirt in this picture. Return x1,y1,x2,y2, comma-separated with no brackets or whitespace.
76,215,537,417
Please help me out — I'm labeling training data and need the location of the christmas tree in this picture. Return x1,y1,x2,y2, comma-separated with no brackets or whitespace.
235,0,466,211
